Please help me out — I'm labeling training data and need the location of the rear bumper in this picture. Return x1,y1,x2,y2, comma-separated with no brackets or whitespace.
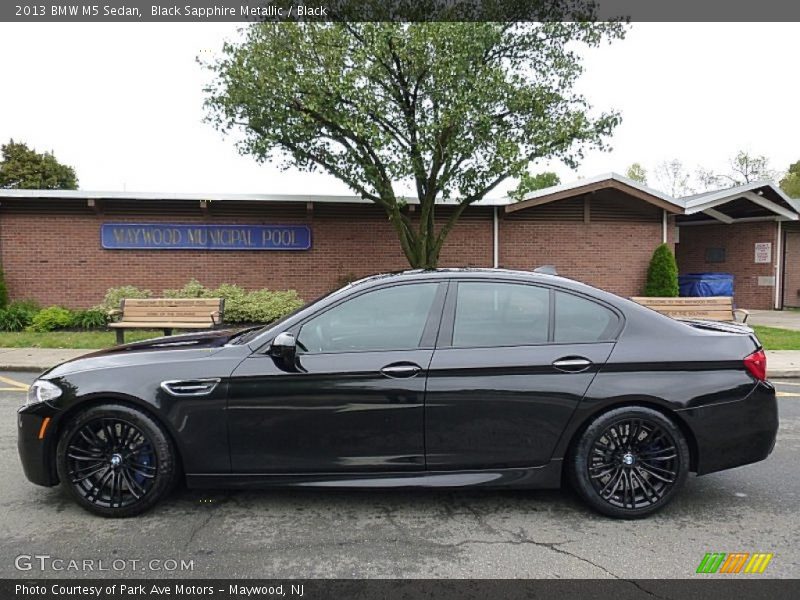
17,404,59,487
678,381,778,475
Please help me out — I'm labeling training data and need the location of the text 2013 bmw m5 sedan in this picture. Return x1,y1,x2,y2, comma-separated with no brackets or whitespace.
18,269,778,518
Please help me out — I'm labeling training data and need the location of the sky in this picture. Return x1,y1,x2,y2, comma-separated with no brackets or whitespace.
0,22,797,198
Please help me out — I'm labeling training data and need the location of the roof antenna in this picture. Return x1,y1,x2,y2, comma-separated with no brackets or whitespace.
533,265,558,275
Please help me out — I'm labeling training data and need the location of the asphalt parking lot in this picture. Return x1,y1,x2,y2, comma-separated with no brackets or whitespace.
0,370,798,580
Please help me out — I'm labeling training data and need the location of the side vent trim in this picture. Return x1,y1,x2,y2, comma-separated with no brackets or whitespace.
160,378,221,397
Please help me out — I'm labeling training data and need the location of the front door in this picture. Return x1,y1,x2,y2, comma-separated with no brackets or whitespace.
227,281,446,473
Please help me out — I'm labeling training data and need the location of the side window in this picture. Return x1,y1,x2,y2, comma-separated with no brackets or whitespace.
297,283,438,353
452,282,549,347
554,291,618,343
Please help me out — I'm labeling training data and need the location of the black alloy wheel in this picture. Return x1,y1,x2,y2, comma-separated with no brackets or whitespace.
56,404,177,517
569,406,690,518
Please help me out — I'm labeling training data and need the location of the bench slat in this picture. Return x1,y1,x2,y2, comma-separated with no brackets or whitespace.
120,309,217,317
114,316,217,323
630,297,733,307
109,322,216,329
124,298,221,307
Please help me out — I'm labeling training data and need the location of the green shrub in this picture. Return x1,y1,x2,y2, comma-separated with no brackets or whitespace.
99,285,152,311
28,306,74,332
162,279,304,324
644,243,679,297
0,268,8,309
163,279,206,298
72,308,109,330
0,301,39,331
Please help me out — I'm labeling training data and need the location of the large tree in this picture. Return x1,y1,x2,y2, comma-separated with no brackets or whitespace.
0,140,78,190
697,150,777,189
625,162,647,184
205,17,625,268
780,160,800,198
654,160,694,198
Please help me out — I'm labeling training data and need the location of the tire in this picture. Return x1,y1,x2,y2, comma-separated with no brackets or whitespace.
568,406,690,519
56,403,178,518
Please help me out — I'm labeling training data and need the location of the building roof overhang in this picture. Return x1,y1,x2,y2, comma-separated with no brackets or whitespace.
505,172,684,215
679,181,800,224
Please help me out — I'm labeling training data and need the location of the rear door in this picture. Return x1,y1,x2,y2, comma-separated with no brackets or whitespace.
425,280,621,469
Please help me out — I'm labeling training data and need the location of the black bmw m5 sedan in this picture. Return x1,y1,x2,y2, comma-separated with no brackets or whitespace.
18,269,778,518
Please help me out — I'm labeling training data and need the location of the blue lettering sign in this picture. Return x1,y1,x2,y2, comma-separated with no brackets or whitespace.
101,223,311,251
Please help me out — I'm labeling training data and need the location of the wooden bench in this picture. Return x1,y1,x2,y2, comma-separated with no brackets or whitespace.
630,296,749,323
108,298,224,344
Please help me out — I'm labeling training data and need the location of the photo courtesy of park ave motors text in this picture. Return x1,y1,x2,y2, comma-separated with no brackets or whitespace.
0,1,799,596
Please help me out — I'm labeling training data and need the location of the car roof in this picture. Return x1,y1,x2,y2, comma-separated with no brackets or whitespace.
345,268,575,289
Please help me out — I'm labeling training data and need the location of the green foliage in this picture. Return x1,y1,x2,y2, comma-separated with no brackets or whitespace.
71,308,109,330
625,163,647,184
204,18,625,268
163,279,206,298
0,139,78,190
0,301,40,332
780,160,800,198
28,306,74,332
511,171,561,201
644,244,679,297
0,268,8,309
98,285,152,312
162,279,304,324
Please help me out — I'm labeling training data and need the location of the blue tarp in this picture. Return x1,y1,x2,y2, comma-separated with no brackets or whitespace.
679,273,734,297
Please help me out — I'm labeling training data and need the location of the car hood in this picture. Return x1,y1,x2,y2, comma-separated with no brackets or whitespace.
41,328,249,379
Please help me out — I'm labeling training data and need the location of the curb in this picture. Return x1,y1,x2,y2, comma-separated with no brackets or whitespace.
0,365,48,373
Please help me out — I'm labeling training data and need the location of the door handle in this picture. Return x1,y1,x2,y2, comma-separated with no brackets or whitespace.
380,363,422,378
552,357,593,373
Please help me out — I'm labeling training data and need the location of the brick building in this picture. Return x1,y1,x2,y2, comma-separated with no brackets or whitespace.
0,174,797,310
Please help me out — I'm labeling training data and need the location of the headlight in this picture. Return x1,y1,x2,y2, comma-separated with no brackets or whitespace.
26,380,62,406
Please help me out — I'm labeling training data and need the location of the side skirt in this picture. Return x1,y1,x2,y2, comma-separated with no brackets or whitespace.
186,460,563,490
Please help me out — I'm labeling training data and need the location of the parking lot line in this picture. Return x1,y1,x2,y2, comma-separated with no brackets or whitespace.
0,375,29,391
776,392,798,398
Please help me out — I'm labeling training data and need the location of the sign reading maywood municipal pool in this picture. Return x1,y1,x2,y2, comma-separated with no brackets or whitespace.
101,223,311,251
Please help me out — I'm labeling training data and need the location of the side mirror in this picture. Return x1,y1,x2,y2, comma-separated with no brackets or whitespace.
270,332,297,361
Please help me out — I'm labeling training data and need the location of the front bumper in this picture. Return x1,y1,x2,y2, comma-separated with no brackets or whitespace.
17,402,60,487
678,381,779,475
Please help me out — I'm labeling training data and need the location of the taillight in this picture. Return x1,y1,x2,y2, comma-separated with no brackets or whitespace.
744,349,767,381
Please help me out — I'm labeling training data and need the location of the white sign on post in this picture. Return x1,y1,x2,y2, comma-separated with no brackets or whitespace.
755,242,772,264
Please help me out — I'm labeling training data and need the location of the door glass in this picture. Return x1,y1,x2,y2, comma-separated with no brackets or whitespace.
554,291,618,343
297,283,438,353
453,282,549,347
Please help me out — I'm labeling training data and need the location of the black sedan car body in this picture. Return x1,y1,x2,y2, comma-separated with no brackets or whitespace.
18,269,778,518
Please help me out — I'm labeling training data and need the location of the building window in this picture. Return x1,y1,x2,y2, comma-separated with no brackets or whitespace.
705,247,726,263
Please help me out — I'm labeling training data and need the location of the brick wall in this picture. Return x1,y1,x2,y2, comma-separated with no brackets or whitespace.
0,194,675,309
499,218,665,297
675,222,779,309
0,201,493,308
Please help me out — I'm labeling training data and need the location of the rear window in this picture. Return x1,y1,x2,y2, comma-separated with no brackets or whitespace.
453,282,550,347
554,291,618,343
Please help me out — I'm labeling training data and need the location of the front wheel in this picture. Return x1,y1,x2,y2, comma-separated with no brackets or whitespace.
56,403,177,517
569,407,690,519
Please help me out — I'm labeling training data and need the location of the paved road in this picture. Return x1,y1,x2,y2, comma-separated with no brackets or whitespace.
0,370,797,579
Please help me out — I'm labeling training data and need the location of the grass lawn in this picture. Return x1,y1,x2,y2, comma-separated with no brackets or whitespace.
751,325,800,351
0,330,165,349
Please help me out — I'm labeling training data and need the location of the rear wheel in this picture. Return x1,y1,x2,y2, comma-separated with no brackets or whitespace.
569,406,690,519
56,403,177,517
